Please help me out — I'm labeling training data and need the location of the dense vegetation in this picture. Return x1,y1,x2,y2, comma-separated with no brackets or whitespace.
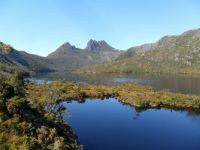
0,74,81,150
28,80,200,112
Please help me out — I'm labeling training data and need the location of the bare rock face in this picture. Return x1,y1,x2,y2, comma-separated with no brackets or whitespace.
86,39,115,51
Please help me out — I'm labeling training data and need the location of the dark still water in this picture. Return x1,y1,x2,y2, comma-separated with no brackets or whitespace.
62,98,200,150
36,72,200,95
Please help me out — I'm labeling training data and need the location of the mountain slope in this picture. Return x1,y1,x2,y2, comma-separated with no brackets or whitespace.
80,28,200,74
47,40,122,71
0,42,52,75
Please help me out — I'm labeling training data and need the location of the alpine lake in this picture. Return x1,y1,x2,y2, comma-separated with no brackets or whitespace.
34,72,200,150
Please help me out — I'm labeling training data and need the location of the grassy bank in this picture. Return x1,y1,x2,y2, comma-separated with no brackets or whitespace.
27,80,200,112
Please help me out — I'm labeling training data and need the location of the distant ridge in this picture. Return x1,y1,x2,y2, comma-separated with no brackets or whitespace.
47,39,122,71
80,28,200,74
1,28,200,75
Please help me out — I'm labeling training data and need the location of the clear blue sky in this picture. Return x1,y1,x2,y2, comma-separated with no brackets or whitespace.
1,0,200,56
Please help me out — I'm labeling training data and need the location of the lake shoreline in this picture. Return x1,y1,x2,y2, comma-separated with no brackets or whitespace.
27,80,200,113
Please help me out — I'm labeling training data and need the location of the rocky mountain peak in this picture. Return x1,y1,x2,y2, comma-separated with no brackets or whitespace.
86,39,114,51
59,42,76,50
47,42,78,58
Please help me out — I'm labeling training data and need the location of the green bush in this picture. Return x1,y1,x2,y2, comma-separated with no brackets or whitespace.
0,73,81,150
6,97,28,115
